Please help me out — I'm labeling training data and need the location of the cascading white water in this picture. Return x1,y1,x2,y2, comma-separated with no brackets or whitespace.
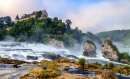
0,42,71,62
0,41,129,65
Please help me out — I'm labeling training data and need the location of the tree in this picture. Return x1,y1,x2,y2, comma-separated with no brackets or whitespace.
11,21,15,26
0,28,6,40
65,19,72,29
35,11,42,19
28,17,35,24
0,22,4,28
4,16,11,26
78,58,86,69
0,17,4,22
53,17,58,24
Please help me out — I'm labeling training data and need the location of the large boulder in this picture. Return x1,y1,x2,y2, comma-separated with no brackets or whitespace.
27,56,38,60
102,40,119,61
49,39,64,48
82,40,96,57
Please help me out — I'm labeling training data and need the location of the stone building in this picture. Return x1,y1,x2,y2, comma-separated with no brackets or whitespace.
15,10,48,23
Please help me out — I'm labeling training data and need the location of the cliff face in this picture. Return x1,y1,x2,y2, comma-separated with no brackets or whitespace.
102,40,119,61
82,40,96,57
49,39,64,48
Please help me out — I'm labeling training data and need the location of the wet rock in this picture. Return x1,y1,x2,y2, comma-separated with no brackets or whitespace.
12,54,26,60
83,40,96,57
0,54,11,58
27,56,38,60
66,55,79,59
12,64,21,68
0,58,27,64
42,53,62,61
32,61,39,64
70,60,77,64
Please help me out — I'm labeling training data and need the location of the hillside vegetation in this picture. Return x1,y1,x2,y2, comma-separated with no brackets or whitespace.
0,14,101,47
95,30,130,45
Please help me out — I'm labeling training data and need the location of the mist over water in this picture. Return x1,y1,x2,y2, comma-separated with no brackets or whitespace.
113,42,130,54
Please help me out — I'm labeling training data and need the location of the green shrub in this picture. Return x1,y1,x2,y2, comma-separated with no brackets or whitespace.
104,63,108,67
124,65,130,70
99,66,105,70
108,62,115,68
78,58,86,67
30,68,60,78
94,61,98,65
108,73,116,79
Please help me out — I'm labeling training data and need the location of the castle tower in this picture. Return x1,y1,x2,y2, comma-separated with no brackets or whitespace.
41,10,48,19
15,15,19,23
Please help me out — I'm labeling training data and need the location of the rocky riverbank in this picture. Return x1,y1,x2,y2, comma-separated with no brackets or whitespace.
19,57,130,79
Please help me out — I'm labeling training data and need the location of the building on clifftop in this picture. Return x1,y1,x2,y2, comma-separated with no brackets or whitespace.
15,10,48,23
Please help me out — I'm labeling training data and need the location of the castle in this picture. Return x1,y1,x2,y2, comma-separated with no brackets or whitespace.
15,10,48,23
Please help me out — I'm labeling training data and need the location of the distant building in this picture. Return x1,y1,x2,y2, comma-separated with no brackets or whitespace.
6,27,12,30
15,10,48,23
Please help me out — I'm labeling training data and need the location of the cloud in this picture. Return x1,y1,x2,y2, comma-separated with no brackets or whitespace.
0,0,43,20
0,0,130,33
66,0,130,33
0,0,71,20
41,0,70,18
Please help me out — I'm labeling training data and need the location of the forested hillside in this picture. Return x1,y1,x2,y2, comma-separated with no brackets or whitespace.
95,30,130,44
0,16,14,40
0,14,101,47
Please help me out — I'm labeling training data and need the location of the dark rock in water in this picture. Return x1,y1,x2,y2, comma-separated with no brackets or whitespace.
12,64,21,68
102,40,119,61
83,40,96,57
66,55,79,59
0,54,11,58
32,61,39,64
42,53,62,60
27,56,38,60
0,43,21,47
0,64,14,69
12,54,26,60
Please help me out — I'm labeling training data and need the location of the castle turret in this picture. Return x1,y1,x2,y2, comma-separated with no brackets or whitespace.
15,15,19,23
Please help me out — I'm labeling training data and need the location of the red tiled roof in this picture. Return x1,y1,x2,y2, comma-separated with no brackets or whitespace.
21,18,29,21
19,10,46,20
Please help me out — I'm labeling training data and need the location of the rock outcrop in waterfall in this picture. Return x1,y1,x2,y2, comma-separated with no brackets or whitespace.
102,40,119,61
49,39,64,48
82,40,96,57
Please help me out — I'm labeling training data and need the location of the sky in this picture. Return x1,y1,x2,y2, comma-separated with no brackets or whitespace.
0,0,130,33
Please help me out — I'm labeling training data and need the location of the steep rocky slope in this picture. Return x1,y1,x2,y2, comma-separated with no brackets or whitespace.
102,40,119,61
82,40,96,57
49,39,64,48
